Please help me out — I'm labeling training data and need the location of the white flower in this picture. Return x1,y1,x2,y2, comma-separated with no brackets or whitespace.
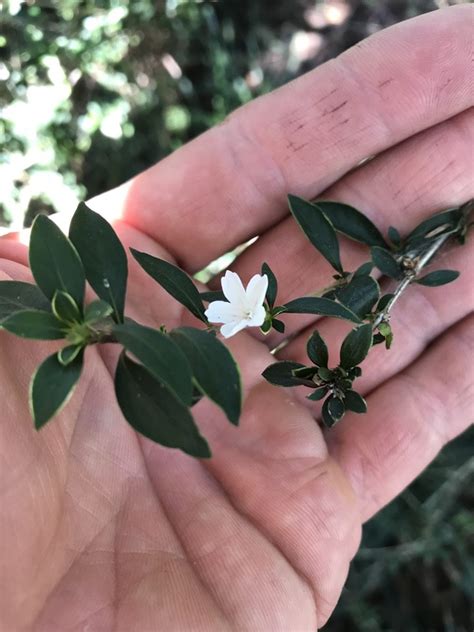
205,270,268,339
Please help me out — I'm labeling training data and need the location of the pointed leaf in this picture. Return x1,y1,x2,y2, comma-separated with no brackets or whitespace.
30,350,83,429
262,361,313,387
315,200,388,248
307,331,328,367
261,262,278,308
340,323,373,369
200,290,226,302
52,291,81,324
115,353,210,458
327,396,345,421
388,226,401,247
415,270,460,287
1,310,66,340
353,261,374,278
84,299,114,323
376,293,394,311
344,390,367,413
336,275,380,317
170,327,241,425
378,321,393,349
0,281,51,323
405,208,461,244
371,246,402,279
113,322,193,406
69,203,128,322
272,318,285,334
307,387,328,401
283,297,362,324
29,214,85,308
131,249,206,322
288,195,343,273
321,397,338,428
58,344,83,366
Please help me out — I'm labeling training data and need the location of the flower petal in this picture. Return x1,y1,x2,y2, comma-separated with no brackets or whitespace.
205,300,242,324
245,274,268,311
221,270,246,306
246,304,266,327
220,319,248,338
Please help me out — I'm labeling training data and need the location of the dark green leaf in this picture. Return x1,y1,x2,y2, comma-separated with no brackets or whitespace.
288,195,343,273
30,350,83,429
262,361,312,387
415,269,460,287
170,327,241,425
260,319,272,335
371,246,402,279
69,202,128,322
52,291,81,324
317,366,334,381
29,214,85,308
58,344,83,366
131,249,206,322
200,290,226,302
378,321,393,349
261,262,278,308
388,226,401,247
307,330,328,367
344,390,367,414
336,275,380,317
84,299,114,323
376,293,394,311
0,281,51,323
283,297,362,324
272,318,285,334
353,261,374,277
315,200,388,248
293,366,318,379
340,323,373,369
405,208,461,244
321,398,338,428
328,396,345,421
372,332,386,346
115,353,210,458
307,387,328,401
1,310,66,340
114,322,193,406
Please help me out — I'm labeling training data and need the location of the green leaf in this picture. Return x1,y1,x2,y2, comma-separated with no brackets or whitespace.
262,361,312,387
328,396,345,421
371,246,402,279
200,290,226,302
321,397,342,428
307,387,328,401
131,249,206,322
344,390,367,413
415,269,460,287
1,310,66,340
115,353,211,459
30,350,83,429
261,262,278,308
283,297,362,324
58,344,83,366
405,208,461,244
388,226,401,247
372,332,386,346
84,299,114,323
378,321,393,349
376,293,394,311
0,281,51,323
288,195,343,273
260,319,272,335
113,322,193,406
69,202,128,322
306,330,328,367
29,214,85,308
272,318,285,334
317,366,334,381
315,201,388,248
340,324,373,369
52,291,81,324
353,261,374,278
170,327,241,425
336,275,380,317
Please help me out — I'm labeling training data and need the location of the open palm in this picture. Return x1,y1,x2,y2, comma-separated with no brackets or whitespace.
1,7,473,631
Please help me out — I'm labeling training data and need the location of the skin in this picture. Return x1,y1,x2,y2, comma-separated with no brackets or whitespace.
0,6,473,631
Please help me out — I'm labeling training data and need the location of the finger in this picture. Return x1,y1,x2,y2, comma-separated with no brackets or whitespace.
278,239,473,410
89,6,473,271
215,106,473,345
328,314,474,522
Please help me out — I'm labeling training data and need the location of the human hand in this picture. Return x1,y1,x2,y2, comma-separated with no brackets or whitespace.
1,6,472,630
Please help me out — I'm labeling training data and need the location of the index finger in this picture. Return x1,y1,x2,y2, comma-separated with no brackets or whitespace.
92,6,472,271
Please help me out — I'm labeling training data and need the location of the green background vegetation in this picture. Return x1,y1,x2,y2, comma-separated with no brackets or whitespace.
0,1,472,629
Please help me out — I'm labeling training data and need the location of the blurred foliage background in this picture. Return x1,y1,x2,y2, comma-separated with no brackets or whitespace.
0,0,472,629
